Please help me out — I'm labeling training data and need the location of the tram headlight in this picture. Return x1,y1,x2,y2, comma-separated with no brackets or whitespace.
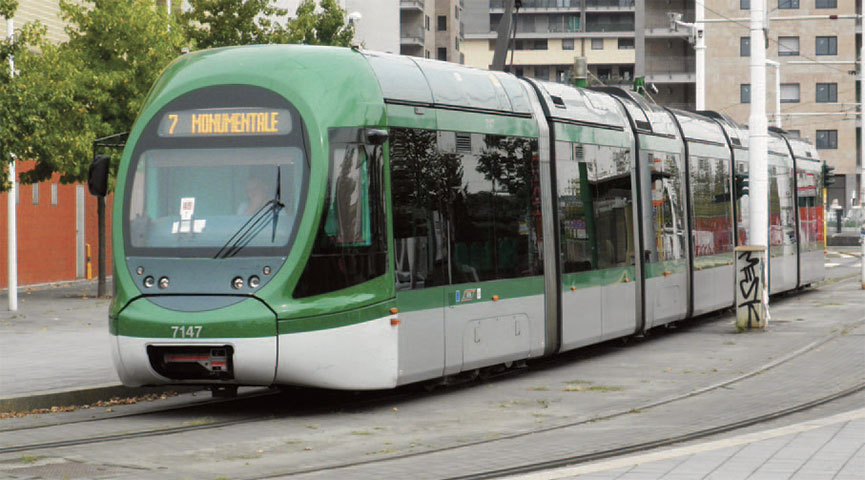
136,266,144,275
158,277,170,289
232,276,244,290
248,275,261,289
263,266,271,275
143,276,155,288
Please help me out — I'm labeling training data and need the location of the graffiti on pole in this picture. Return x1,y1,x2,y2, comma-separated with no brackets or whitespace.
735,246,767,330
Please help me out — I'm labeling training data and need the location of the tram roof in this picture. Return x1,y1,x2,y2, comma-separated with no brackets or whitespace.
362,51,533,115
530,80,629,130
668,109,728,146
591,87,678,136
697,111,749,149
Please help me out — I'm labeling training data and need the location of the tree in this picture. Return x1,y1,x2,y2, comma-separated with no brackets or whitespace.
183,0,355,50
182,0,289,49
285,0,354,47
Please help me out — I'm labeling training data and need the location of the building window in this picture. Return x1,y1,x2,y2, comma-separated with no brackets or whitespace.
740,36,750,56
32,183,39,205
816,130,837,149
534,66,549,81
778,36,799,56
597,67,612,81
780,83,800,103
437,15,446,31
591,38,604,50
617,38,634,50
815,0,836,7
455,36,460,51
425,50,430,58
816,36,837,55
562,38,574,50
437,47,447,61
741,84,751,104
51,183,58,205
455,5,459,19
425,15,430,31
778,0,798,8
816,83,838,103
740,0,750,8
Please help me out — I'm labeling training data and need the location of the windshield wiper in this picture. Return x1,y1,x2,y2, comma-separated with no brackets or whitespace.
213,167,285,259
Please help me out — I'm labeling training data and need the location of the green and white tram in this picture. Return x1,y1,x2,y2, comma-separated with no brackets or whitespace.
95,45,824,392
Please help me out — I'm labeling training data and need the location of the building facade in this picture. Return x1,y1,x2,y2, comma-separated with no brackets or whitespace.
703,0,861,212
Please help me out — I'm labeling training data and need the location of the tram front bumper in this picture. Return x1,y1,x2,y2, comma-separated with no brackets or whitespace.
111,297,277,387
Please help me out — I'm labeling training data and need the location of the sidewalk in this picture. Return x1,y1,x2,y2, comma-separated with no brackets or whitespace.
0,279,186,411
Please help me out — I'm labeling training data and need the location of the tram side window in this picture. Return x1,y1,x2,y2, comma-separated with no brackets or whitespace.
293,128,387,298
591,144,635,269
555,141,595,273
390,128,454,290
556,141,634,271
769,165,797,253
451,134,543,282
689,155,734,257
647,152,686,264
390,128,543,290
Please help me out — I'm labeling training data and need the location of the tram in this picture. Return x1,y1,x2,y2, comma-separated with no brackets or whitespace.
92,45,824,391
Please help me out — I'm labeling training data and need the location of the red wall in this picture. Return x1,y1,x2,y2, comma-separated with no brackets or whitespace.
0,160,113,288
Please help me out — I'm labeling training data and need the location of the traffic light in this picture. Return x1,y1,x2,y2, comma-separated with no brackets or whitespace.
822,161,835,186
734,172,749,199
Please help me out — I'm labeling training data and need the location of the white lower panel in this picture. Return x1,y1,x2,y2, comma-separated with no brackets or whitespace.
113,335,277,387
276,316,399,390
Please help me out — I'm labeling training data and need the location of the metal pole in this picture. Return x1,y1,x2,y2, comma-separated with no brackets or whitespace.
749,0,769,316
6,19,16,312
765,60,781,128
860,0,864,289
694,1,705,110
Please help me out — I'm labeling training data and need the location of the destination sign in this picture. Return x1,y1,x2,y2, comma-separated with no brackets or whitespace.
158,108,291,137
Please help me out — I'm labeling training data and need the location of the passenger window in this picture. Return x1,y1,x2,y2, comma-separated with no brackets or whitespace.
390,128,543,290
293,128,387,298
555,141,634,272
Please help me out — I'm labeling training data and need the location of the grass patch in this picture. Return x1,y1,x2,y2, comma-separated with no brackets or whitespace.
563,384,623,393
527,386,549,391
183,417,215,427
351,430,372,435
21,456,37,464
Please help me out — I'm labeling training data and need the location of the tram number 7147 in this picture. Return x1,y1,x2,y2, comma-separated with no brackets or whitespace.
170,326,203,339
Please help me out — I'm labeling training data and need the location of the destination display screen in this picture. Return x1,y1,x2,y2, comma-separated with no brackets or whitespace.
158,108,292,137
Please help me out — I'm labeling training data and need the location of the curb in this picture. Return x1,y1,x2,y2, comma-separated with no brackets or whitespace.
0,384,203,413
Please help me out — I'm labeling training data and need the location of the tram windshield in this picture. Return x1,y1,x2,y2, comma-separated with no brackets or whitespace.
125,147,306,257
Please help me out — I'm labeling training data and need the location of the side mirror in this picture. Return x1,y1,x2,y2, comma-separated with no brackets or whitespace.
88,154,110,197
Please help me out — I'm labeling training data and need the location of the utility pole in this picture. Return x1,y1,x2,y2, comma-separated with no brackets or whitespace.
694,0,705,111
765,59,781,128
6,19,16,312
860,0,864,289
634,0,645,93
749,0,770,317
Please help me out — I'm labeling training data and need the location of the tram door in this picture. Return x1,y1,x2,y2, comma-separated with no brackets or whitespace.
639,149,689,329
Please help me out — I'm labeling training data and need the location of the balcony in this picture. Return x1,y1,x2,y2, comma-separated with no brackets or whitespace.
586,0,635,10
401,0,424,13
490,0,580,11
401,26,425,47
584,22,634,32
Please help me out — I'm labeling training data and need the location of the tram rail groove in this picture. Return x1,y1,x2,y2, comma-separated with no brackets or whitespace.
445,382,865,480
0,318,865,480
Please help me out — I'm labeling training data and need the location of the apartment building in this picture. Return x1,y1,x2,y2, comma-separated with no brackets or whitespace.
400,0,464,62
703,0,861,211
461,0,637,85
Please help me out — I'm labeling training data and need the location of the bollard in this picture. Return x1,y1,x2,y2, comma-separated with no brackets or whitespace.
735,246,768,331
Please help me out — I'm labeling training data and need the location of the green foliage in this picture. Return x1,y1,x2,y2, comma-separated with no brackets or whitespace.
0,0,17,20
0,0,186,188
0,0,356,191
285,0,354,47
182,0,289,49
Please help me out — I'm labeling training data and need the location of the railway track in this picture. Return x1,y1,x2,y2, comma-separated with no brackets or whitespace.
2,316,861,473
